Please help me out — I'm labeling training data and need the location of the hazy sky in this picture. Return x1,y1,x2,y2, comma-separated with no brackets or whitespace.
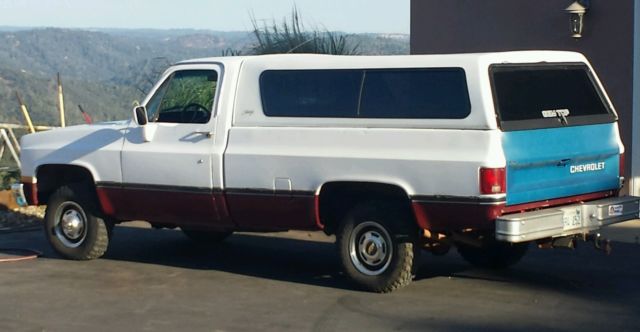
0,0,410,33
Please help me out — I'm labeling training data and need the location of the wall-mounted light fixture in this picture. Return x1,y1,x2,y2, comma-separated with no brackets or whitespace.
565,0,590,38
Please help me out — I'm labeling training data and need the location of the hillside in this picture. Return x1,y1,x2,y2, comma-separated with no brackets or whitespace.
0,28,409,126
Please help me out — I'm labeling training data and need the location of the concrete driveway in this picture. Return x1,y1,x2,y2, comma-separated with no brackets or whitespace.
1,224,639,332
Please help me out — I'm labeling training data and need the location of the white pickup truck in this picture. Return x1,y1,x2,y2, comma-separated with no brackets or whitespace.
13,51,640,292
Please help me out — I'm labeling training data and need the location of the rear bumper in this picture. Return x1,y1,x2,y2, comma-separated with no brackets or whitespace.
496,196,640,243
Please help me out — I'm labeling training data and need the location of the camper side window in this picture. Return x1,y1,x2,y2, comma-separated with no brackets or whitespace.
260,68,470,119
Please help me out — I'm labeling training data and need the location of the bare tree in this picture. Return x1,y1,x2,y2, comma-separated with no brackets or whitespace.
133,57,171,96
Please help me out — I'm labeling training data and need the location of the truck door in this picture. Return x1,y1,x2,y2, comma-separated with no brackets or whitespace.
118,64,232,228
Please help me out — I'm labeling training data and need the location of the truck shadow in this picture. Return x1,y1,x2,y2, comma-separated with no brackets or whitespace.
105,226,355,290
4,225,640,300
107,226,640,302
7,225,469,290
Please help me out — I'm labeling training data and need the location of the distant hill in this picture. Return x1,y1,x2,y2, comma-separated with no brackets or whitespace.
0,28,409,126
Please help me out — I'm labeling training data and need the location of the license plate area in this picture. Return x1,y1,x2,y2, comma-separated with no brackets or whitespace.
562,207,583,231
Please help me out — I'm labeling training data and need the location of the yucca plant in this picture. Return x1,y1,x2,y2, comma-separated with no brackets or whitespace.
221,48,243,57
250,7,359,55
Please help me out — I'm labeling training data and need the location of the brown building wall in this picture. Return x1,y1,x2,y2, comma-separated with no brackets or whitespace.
411,0,636,175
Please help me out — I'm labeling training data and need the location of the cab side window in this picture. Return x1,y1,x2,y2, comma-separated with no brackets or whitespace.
146,70,218,124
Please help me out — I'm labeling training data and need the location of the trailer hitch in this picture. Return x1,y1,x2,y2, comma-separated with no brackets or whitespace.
536,233,612,255
586,233,612,255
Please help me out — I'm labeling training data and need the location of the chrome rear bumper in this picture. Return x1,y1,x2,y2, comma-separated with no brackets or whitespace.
496,196,640,243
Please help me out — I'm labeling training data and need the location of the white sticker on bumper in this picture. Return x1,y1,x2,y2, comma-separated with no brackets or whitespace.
608,204,624,217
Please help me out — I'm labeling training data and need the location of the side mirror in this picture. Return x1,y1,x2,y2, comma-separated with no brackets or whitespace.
132,105,156,142
133,106,148,126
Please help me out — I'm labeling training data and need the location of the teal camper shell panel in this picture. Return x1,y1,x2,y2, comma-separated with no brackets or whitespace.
502,123,620,205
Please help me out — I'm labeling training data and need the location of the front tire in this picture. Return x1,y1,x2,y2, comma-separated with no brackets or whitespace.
337,202,419,293
44,185,112,260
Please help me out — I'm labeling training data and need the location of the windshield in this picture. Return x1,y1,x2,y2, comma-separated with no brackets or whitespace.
490,63,616,131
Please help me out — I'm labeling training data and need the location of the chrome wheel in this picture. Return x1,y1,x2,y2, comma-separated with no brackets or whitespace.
45,185,112,260
54,201,88,248
349,221,393,276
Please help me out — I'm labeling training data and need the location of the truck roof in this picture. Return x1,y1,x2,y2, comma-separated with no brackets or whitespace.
175,50,588,69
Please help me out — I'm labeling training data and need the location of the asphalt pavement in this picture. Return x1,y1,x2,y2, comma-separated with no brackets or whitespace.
1,224,639,332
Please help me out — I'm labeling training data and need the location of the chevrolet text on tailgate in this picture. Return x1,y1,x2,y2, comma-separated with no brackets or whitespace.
13,51,640,292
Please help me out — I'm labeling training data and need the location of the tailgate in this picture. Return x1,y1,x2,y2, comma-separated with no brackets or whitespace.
503,123,620,205
490,62,621,206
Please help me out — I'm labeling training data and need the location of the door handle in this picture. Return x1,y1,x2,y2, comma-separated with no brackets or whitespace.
193,131,213,138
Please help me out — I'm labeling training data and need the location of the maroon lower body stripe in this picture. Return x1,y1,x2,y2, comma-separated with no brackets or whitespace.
93,182,617,233
225,190,318,231
412,190,615,232
95,184,318,232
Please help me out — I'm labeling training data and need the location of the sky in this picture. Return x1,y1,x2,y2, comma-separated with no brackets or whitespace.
0,0,410,34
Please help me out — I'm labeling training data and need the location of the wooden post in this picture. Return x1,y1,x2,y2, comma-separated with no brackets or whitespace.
57,73,66,128
15,92,35,134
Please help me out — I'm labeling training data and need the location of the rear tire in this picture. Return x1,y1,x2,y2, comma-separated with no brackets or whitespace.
44,185,112,260
456,236,529,269
336,201,419,293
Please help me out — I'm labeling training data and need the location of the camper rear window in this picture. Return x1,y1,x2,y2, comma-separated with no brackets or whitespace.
260,68,471,119
491,63,616,131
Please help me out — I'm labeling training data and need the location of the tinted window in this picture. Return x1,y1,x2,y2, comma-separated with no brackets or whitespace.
491,64,615,131
360,69,470,119
261,70,362,117
260,68,470,119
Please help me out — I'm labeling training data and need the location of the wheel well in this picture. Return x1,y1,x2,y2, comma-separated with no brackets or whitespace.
36,165,95,205
318,182,414,235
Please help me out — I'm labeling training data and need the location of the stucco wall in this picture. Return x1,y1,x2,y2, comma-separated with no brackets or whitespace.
411,0,636,181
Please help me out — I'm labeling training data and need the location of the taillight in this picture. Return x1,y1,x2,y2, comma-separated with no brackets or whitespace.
480,167,506,194
620,152,625,177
